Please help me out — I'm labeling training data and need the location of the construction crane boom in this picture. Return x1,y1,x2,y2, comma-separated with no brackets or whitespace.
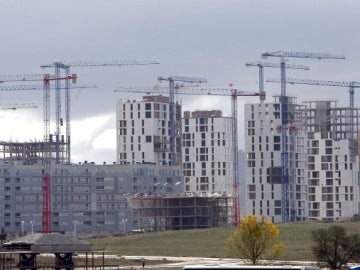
115,85,264,226
267,77,360,109
0,84,96,91
261,51,345,222
245,61,309,100
245,62,310,69
0,103,37,110
157,76,207,166
41,60,160,68
262,51,346,60
117,86,261,96
0,74,47,83
41,59,159,164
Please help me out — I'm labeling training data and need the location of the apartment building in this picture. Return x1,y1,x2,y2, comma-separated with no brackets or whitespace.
116,95,182,166
114,95,237,228
182,110,234,196
244,96,308,223
0,162,183,235
245,97,360,222
305,100,359,220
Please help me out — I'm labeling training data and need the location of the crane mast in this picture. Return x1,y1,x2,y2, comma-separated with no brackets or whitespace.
43,74,77,233
41,60,159,164
157,76,207,166
261,51,345,222
115,85,264,226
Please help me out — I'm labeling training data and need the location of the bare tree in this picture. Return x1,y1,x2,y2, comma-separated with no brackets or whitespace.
312,225,360,269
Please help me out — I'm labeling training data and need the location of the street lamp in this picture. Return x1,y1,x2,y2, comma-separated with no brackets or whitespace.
122,219,127,233
21,220,24,236
73,220,78,238
150,219,154,232
30,221,34,235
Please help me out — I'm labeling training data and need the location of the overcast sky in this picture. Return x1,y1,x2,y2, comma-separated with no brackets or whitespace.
0,0,359,163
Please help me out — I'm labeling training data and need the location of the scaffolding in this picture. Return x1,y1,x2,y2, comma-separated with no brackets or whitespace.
131,195,232,231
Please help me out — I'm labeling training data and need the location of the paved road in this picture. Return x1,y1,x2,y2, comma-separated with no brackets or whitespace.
119,256,317,270
117,256,245,269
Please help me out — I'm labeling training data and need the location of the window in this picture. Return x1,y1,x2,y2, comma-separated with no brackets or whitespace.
325,140,332,147
146,136,152,142
248,184,256,192
312,140,319,147
325,148,332,154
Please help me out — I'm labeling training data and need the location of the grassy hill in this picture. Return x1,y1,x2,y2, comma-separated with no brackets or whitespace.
88,221,360,262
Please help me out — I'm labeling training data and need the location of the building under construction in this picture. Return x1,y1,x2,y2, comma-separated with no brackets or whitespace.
0,137,68,165
131,195,232,231
305,100,360,159
305,100,360,220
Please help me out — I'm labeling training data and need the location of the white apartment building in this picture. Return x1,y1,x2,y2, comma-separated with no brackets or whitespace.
244,96,308,223
182,110,233,196
116,96,237,224
116,95,182,166
305,100,359,221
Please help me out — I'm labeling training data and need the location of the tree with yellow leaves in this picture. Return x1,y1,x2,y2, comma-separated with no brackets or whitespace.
226,215,284,265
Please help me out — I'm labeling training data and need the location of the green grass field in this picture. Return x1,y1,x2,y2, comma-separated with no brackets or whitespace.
89,221,360,262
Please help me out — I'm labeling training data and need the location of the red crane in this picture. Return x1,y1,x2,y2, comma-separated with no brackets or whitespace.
42,74,77,233
0,73,77,233
115,85,264,226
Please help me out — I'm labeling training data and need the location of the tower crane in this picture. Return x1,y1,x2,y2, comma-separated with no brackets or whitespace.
245,61,309,100
157,76,207,166
261,51,346,222
42,74,79,234
41,60,160,164
115,85,265,226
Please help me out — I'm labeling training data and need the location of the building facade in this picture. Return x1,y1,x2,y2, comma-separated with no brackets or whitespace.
244,96,308,223
0,162,183,235
305,100,359,221
116,95,182,166
182,110,234,196
245,97,360,223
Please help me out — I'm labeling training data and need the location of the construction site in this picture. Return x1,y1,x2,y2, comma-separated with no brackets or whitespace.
0,65,242,235
131,196,231,231
0,50,359,235
0,139,67,165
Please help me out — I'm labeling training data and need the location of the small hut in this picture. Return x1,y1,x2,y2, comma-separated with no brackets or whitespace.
2,232,92,270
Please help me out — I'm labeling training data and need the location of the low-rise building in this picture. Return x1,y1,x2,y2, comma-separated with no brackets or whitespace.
0,162,183,235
